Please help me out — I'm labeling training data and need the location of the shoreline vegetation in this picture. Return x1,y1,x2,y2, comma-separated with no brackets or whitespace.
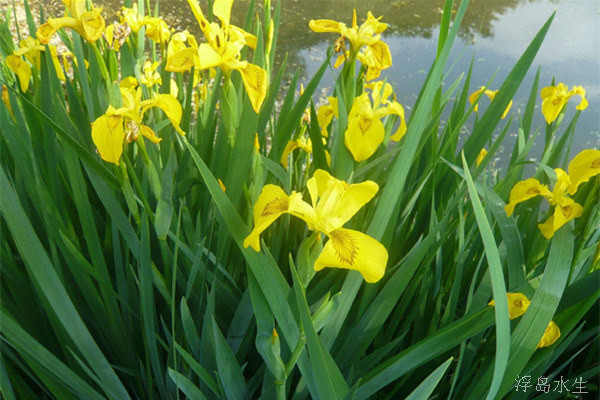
1,0,598,399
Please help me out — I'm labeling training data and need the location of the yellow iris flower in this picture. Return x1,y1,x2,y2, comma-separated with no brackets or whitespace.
344,81,407,162
311,10,391,76
317,97,338,137
244,169,388,283
488,293,531,319
280,136,331,169
166,0,267,113
37,0,105,44
121,4,145,33
141,60,162,88
537,321,560,348
5,37,65,92
505,149,600,238
91,81,185,165
540,83,588,124
118,5,172,44
488,294,560,349
468,86,512,119
143,17,172,44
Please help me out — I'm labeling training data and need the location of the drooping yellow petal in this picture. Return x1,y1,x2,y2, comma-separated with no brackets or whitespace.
537,321,560,348
244,185,290,251
141,94,186,136
504,178,552,216
362,40,392,71
541,96,566,124
569,86,588,111
476,148,488,167
333,53,346,69
488,293,530,319
238,62,268,113
244,186,314,251
364,66,382,82
315,228,388,283
280,141,301,169
166,48,200,72
566,149,600,194
344,113,385,162
468,86,485,113
91,109,125,164
139,124,162,144
6,55,31,92
537,198,583,239
49,45,66,81
230,25,257,49
308,19,344,34
317,97,338,137
386,102,407,141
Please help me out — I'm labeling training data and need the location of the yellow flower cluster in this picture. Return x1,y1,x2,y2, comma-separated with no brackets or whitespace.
166,0,267,113
5,37,65,92
505,149,600,238
489,293,560,349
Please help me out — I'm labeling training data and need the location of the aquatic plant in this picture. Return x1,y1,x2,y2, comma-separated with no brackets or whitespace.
0,0,597,399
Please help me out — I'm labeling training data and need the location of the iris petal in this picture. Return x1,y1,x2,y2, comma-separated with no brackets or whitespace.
504,178,552,216
537,321,560,348
238,63,268,113
567,149,600,194
91,111,125,165
315,228,388,283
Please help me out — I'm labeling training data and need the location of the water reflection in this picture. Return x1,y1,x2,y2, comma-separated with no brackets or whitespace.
36,0,599,153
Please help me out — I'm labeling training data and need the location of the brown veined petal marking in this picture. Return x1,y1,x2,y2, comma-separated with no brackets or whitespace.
244,185,291,251
329,229,358,265
261,197,289,217
315,228,388,283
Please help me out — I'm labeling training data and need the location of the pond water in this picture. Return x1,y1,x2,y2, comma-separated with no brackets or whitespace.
38,0,600,162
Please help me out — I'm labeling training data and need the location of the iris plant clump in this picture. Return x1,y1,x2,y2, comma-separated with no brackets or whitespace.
0,0,598,399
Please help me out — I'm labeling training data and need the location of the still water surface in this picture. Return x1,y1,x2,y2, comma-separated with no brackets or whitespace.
42,0,600,160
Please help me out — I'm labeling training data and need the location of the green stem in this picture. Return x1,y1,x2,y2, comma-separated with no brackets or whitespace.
285,331,306,377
